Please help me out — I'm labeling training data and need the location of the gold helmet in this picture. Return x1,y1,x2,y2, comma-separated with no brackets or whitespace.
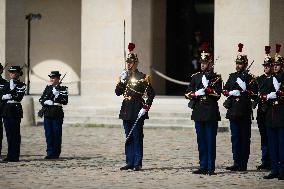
126,43,139,64
199,42,212,64
263,46,273,66
235,43,248,65
274,44,283,65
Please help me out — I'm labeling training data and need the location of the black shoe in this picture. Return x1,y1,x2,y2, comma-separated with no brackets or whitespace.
263,173,278,179
133,166,142,171
207,171,217,176
192,169,207,175
257,164,270,170
120,165,133,171
2,158,19,162
238,167,247,172
1,157,9,162
2,157,8,161
44,155,59,160
225,165,239,171
278,175,284,180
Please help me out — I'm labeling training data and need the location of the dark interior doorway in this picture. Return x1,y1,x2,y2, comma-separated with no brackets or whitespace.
166,0,214,95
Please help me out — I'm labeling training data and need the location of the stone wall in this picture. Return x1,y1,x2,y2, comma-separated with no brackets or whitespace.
6,0,81,94
80,0,132,106
0,0,5,66
214,0,270,81
270,0,284,48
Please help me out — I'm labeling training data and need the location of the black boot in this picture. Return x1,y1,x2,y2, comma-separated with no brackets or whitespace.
263,173,278,179
278,175,284,180
207,171,217,176
133,166,142,171
225,165,239,171
120,165,133,171
192,169,207,175
257,163,270,170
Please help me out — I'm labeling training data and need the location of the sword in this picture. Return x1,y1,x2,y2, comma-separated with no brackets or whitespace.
59,72,67,85
3,62,9,70
125,116,140,143
123,19,126,69
245,60,254,73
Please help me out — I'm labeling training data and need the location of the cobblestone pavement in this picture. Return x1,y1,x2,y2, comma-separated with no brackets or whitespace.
0,125,284,189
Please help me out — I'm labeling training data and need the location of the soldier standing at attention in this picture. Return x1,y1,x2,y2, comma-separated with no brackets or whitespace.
39,71,68,159
185,42,222,175
223,43,257,171
255,46,273,170
0,63,7,159
115,43,155,171
1,66,26,162
261,44,284,180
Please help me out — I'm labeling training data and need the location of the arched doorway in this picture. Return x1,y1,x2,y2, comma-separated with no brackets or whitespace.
166,0,214,95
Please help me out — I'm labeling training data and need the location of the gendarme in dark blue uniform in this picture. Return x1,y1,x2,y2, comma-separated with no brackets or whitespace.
255,46,273,170
0,63,7,158
185,42,222,175
115,43,155,171
261,44,284,180
223,43,257,171
1,66,26,162
39,71,68,159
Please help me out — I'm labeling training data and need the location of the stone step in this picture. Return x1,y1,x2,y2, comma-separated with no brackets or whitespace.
32,95,257,129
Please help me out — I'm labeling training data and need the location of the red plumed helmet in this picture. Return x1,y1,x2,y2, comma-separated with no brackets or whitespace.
200,42,212,63
263,46,273,66
201,42,209,52
128,43,135,52
238,43,243,52
265,46,271,54
275,44,283,65
276,44,281,54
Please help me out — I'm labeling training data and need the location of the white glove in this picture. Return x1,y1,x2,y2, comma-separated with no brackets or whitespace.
195,88,205,96
138,108,146,118
44,100,54,106
236,77,246,91
229,90,241,96
273,77,281,91
202,75,209,88
267,92,277,100
10,79,16,90
2,94,12,100
52,87,60,98
120,70,128,83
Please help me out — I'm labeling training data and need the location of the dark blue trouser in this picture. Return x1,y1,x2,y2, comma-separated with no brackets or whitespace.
123,120,144,167
229,120,251,169
257,118,270,166
3,118,21,160
0,117,3,155
194,121,218,171
44,118,63,158
266,127,284,176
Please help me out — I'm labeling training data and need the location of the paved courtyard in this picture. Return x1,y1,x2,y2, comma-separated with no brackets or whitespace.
1,125,284,189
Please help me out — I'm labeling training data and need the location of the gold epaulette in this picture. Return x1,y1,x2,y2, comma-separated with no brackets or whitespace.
210,73,222,86
249,74,256,85
145,75,152,83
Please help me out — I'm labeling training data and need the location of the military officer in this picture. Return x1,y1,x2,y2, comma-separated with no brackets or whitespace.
39,71,68,159
255,46,273,170
115,43,155,171
0,63,7,158
261,44,284,180
223,43,257,171
185,42,222,175
1,66,26,162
